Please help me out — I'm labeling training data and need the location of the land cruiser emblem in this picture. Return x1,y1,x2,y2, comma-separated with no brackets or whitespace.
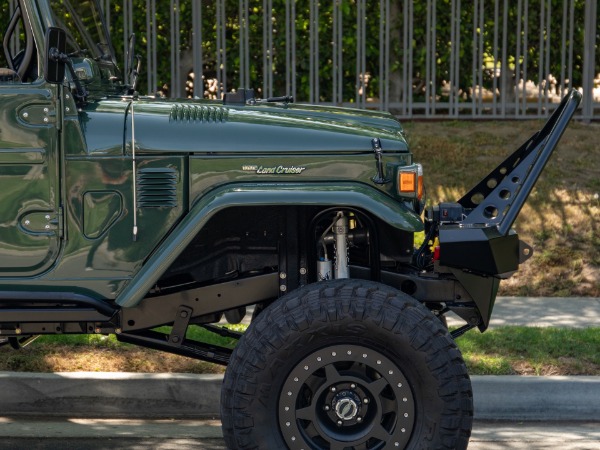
242,165,306,174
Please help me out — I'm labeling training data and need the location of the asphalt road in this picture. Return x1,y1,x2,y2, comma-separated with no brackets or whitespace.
0,418,598,450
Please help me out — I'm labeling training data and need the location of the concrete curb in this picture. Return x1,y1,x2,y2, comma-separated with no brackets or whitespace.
0,372,222,419
472,375,600,421
1,372,598,421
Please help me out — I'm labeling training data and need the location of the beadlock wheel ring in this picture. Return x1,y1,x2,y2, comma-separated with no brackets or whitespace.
279,344,415,449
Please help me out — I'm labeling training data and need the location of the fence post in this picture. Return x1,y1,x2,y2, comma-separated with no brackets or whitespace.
582,0,597,121
192,0,203,98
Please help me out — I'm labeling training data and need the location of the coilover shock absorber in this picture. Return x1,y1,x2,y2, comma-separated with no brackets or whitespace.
317,211,350,280
333,212,349,279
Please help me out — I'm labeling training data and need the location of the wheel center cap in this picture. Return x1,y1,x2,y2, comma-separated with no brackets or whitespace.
332,391,361,421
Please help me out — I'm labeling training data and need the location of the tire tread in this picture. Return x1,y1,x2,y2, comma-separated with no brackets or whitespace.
221,280,473,450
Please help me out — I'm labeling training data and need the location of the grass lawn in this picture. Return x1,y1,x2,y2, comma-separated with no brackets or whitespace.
1,324,599,376
458,326,600,375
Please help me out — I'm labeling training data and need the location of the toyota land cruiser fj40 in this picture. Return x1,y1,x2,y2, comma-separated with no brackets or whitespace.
0,1,581,449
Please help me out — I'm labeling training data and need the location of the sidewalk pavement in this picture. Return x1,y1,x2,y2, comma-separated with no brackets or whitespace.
447,296,600,328
0,296,598,421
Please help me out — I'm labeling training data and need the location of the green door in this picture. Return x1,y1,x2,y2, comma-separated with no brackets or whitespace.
0,82,61,276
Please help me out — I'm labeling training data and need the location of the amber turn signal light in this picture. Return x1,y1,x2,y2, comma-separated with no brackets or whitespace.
397,163,423,200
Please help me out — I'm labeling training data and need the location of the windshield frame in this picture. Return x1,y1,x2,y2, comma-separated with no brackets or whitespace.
41,0,123,84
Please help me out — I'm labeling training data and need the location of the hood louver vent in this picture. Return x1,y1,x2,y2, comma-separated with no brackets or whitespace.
169,104,229,123
137,168,178,208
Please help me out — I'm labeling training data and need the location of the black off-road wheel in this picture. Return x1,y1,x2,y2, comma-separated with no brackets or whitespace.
221,280,472,449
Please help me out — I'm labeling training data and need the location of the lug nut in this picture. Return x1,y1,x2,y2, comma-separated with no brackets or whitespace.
337,420,343,426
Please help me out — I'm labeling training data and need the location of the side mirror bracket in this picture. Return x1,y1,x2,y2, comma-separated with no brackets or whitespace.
44,27,66,83
44,27,88,105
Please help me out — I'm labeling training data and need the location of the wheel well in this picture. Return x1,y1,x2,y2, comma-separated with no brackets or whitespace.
154,205,415,298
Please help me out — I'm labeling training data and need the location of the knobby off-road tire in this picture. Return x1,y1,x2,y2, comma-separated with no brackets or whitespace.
221,280,473,449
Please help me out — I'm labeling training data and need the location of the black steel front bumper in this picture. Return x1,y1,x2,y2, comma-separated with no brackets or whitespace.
436,90,582,329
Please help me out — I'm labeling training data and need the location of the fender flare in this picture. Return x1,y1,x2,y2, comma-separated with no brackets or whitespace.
116,182,423,307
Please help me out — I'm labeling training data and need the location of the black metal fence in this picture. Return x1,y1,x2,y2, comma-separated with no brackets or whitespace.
56,1,600,119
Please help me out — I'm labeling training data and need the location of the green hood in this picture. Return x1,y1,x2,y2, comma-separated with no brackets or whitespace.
124,97,408,155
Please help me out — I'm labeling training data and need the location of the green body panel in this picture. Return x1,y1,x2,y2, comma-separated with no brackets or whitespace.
63,100,129,156
0,0,420,302
0,82,59,276
189,153,411,202
116,182,423,307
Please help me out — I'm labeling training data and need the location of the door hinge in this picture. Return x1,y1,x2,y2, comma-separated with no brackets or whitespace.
21,208,63,238
19,104,56,126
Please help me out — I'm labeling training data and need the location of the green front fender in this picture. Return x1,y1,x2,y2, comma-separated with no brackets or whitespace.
116,182,423,307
